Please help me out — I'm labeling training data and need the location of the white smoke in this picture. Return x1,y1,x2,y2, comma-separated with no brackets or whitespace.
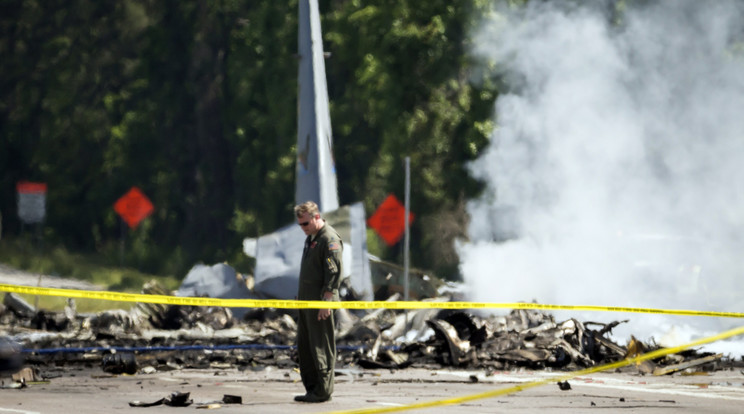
462,1,744,353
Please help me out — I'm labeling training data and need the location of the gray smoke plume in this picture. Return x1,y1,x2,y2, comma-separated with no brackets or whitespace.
462,0,744,352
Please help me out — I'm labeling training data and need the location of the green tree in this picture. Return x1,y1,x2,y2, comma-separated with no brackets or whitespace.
324,0,500,278
1,0,507,281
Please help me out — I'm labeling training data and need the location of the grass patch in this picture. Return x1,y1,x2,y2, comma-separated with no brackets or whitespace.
1,237,182,312
14,295,136,313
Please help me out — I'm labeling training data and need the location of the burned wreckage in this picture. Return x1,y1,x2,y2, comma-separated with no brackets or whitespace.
1,275,736,386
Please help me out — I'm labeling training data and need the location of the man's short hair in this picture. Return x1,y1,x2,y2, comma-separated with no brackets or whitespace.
294,201,320,218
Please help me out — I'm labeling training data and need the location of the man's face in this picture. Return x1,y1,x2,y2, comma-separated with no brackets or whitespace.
297,212,321,236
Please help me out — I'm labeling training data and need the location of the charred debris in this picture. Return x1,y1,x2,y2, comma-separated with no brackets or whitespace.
1,280,740,383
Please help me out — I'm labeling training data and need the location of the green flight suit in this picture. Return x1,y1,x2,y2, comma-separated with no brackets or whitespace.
297,222,343,399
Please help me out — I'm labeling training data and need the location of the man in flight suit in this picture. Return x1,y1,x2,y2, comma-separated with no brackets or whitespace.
293,201,344,403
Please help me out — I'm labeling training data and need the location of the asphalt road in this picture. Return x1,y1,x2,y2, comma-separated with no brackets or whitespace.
2,366,743,414
2,263,744,413
0,264,102,291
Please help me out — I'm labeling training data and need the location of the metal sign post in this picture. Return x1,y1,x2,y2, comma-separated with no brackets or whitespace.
403,157,411,302
113,187,155,267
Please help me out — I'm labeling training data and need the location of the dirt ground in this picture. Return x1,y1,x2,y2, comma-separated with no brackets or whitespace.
2,366,744,414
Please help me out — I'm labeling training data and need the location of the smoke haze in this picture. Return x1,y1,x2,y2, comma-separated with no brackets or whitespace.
462,1,744,352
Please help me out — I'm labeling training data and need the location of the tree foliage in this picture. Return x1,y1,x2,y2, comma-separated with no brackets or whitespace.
1,0,502,279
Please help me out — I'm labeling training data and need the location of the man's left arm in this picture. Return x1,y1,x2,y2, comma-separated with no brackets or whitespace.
322,239,343,299
318,239,342,320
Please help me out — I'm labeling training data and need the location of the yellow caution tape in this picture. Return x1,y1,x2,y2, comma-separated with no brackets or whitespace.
0,283,742,318
327,324,744,414
1,283,741,412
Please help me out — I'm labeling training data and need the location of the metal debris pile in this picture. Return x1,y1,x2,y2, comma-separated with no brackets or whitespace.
1,285,738,384
337,304,732,374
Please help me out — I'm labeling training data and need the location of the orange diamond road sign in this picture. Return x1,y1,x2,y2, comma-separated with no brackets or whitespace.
367,193,414,246
114,187,154,229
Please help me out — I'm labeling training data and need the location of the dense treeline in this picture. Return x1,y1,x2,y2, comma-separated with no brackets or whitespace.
1,0,506,279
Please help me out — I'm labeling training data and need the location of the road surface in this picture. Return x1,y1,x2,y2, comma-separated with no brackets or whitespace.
2,263,743,413
2,366,743,413
0,264,102,291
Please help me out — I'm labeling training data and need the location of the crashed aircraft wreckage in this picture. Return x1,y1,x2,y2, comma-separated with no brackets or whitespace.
2,283,738,388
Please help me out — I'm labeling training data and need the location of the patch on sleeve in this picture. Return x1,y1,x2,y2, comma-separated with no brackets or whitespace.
328,242,341,251
326,257,338,273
